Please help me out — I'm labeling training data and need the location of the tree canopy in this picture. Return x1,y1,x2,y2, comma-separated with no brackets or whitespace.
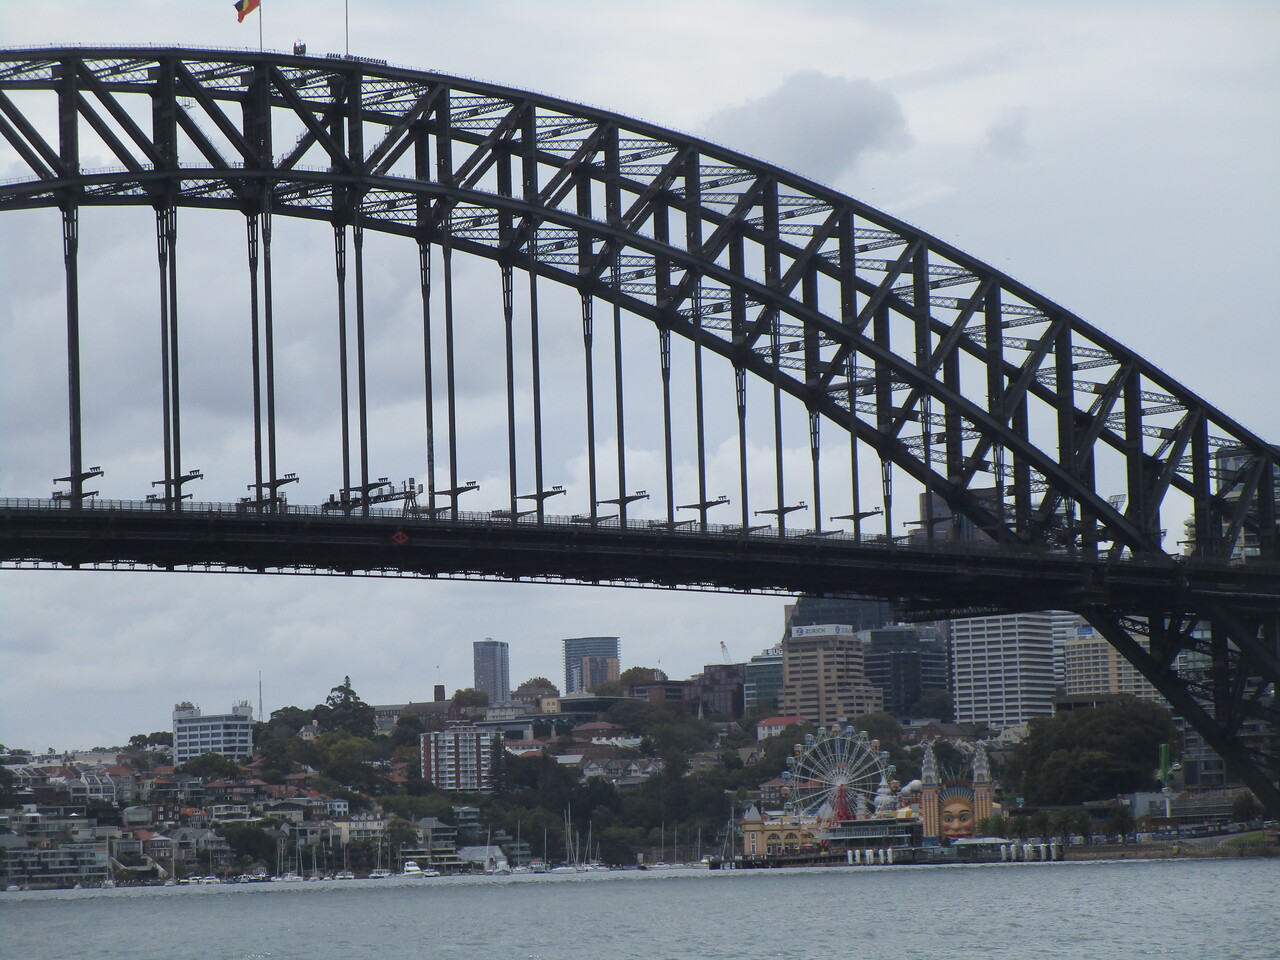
128,731,173,749
514,677,559,696
314,677,376,739
177,752,245,782
452,688,489,709
619,666,666,683
1005,697,1176,805
909,688,954,723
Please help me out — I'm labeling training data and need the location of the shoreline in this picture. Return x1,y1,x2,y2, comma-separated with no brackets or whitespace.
1064,839,1279,861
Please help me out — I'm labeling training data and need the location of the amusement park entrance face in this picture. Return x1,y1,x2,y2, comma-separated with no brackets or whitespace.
938,787,975,839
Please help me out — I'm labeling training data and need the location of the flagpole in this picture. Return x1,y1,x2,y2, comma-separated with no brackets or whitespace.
345,0,350,56
259,3,264,51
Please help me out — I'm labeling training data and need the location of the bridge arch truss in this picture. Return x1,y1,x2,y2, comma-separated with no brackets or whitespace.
0,48,1276,809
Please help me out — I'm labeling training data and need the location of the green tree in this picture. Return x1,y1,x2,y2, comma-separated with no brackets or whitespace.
1231,791,1263,823
125,752,156,774
854,711,903,745
385,816,419,855
909,689,954,723
1005,697,1176,805
383,793,455,822
256,736,296,783
488,736,509,797
177,752,244,781
452,688,489,709
1050,809,1077,842
128,731,173,749
619,666,666,683
265,706,314,737
606,699,659,733
311,776,373,813
0,765,18,807
315,732,380,793
737,700,782,732
977,814,1007,838
390,713,426,749
513,677,560,699
1105,804,1135,840
217,822,277,865
315,678,376,739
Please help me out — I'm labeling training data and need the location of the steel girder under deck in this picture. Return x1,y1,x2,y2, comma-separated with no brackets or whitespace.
0,47,1277,810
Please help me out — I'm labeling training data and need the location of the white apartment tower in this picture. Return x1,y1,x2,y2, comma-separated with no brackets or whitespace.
172,701,254,765
949,613,1057,729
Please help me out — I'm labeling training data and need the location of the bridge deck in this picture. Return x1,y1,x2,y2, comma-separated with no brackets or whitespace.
4,499,1275,619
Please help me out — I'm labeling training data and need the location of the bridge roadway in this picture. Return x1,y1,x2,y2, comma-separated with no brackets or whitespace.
3,498,1275,619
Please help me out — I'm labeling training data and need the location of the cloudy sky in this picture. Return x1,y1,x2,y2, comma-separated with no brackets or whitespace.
1,1,1276,752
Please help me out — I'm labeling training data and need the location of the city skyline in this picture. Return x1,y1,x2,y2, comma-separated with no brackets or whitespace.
2,1,1276,751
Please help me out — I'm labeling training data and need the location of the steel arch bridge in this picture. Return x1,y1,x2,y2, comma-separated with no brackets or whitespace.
0,47,1277,809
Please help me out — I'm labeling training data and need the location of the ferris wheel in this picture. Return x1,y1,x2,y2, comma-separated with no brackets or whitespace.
781,725,895,820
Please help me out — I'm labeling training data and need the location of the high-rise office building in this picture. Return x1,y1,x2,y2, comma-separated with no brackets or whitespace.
472,639,510,703
689,663,746,719
1062,616,1162,702
779,624,883,725
562,636,620,694
950,613,1056,729
785,597,893,635
744,645,784,710
858,625,948,718
172,701,254,765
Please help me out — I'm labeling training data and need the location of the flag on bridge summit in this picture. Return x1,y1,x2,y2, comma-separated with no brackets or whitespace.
234,0,261,22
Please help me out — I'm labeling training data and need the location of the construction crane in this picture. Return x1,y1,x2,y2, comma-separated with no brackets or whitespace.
720,641,732,664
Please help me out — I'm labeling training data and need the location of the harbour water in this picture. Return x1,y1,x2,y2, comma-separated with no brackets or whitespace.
4,858,1277,960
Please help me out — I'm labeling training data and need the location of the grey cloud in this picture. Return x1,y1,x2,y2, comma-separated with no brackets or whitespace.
700,71,911,184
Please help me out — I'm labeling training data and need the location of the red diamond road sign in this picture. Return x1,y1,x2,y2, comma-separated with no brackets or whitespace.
391,531,410,545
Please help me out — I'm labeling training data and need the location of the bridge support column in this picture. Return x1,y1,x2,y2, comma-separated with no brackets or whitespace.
502,264,518,522
261,205,280,505
580,291,598,521
528,269,547,522
333,225,351,512
417,239,436,510
61,204,84,507
246,213,264,503
153,205,184,510
353,222,370,516
659,327,674,526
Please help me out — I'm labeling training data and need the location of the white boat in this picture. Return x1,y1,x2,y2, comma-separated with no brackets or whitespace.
368,868,393,879
274,872,304,882
335,870,356,880
401,861,423,876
